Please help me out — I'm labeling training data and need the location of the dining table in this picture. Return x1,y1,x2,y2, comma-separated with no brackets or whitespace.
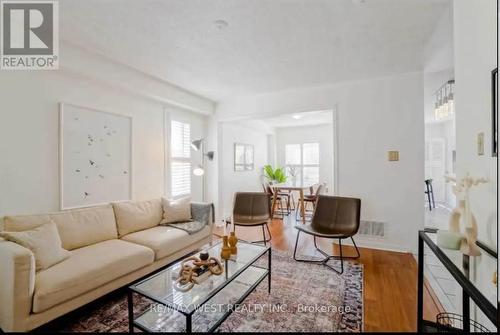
269,182,318,224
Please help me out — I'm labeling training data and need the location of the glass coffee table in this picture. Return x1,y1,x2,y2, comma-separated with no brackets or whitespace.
127,241,271,333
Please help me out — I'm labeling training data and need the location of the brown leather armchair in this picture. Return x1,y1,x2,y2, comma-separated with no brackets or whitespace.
293,195,361,274
230,192,272,246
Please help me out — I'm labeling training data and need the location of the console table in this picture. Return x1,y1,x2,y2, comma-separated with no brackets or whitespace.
417,230,498,332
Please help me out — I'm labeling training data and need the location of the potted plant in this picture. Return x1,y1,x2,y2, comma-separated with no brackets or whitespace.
263,165,287,184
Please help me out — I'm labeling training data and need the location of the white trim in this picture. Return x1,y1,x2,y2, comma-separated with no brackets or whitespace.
336,236,410,254
332,106,339,194
59,102,133,210
163,109,171,197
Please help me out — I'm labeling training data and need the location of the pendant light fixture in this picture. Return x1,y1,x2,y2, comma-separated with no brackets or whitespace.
434,80,455,121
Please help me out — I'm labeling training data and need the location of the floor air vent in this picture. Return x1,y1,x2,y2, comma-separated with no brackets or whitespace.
358,221,385,237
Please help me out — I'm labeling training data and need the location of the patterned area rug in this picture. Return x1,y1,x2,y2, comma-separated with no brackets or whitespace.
38,250,363,332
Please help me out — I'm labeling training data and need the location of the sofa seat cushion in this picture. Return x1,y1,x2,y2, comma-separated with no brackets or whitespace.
121,225,211,260
33,239,154,313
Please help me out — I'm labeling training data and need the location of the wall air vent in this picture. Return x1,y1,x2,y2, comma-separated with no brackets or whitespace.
358,220,385,237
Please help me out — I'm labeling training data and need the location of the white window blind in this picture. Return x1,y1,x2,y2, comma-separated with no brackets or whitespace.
171,121,191,158
285,143,320,185
171,121,191,197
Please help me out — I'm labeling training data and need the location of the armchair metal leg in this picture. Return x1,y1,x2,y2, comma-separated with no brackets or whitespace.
314,236,360,260
236,223,272,246
293,232,360,275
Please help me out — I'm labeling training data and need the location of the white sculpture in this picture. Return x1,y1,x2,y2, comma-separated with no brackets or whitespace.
444,173,488,256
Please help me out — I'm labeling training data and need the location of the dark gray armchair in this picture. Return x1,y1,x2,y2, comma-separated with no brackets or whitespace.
228,192,272,246
293,195,361,274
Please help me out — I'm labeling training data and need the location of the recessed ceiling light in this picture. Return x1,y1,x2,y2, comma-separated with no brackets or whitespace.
214,19,229,30
292,114,304,120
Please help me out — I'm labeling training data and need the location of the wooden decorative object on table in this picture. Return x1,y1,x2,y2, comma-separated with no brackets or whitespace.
220,235,231,260
228,231,238,255
173,253,223,292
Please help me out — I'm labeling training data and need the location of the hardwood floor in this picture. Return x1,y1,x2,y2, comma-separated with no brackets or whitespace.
215,212,442,332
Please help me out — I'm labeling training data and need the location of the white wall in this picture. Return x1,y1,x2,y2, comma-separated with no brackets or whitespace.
424,3,454,74
453,0,497,328
218,122,269,219
0,44,212,218
454,0,497,249
275,124,334,194
217,71,425,252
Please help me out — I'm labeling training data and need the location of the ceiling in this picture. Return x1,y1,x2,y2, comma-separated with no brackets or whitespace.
60,0,450,102
257,110,333,129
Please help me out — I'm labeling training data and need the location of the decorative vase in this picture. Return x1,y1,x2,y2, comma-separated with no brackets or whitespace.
220,236,231,260
228,231,238,255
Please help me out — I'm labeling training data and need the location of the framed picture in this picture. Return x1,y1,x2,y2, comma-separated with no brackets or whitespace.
59,103,133,209
492,68,498,157
234,143,254,171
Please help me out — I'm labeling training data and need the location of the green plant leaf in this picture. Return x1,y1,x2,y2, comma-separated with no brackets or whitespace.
263,165,287,183
264,165,275,180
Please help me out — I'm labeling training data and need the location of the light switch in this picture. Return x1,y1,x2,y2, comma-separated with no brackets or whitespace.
388,151,399,161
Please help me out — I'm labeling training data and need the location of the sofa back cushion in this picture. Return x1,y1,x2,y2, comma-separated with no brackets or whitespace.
112,199,162,237
3,205,118,250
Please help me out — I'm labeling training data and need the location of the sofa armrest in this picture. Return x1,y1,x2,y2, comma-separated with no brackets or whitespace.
191,202,214,227
0,239,35,332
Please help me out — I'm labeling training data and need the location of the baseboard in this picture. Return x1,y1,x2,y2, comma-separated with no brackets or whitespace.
337,237,410,254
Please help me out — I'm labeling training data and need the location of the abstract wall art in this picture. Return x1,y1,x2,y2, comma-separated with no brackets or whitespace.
234,143,254,171
59,103,132,209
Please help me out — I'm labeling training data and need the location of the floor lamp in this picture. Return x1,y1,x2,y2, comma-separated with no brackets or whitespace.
191,139,214,201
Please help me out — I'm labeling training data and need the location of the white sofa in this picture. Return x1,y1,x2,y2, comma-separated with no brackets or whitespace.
0,199,213,332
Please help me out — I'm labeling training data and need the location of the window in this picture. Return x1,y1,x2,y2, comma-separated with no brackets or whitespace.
171,120,191,197
285,143,320,185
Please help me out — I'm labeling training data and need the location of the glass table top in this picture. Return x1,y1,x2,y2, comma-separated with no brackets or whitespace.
130,241,269,314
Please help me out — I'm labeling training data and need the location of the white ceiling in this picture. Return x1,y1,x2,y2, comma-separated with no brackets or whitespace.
258,110,333,129
60,0,450,102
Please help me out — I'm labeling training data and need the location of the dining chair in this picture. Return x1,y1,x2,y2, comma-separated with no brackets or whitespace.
295,182,325,221
263,182,291,217
293,195,361,274
230,192,272,246
425,179,435,211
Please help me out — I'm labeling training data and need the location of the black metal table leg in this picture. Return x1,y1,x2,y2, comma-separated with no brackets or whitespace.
462,253,470,332
463,291,470,332
186,314,192,333
268,248,272,293
417,234,424,332
127,290,134,333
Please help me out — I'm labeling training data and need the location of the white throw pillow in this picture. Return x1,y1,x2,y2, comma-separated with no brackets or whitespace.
161,197,192,224
0,221,70,271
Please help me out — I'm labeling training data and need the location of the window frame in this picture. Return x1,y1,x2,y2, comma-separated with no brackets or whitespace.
285,142,320,185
